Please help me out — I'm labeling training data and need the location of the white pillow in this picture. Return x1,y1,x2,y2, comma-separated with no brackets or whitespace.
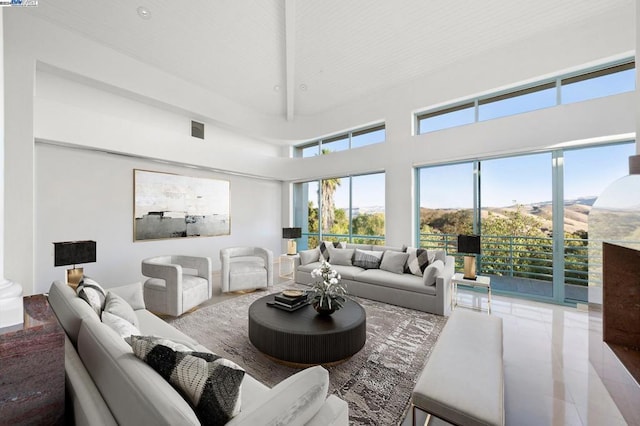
226,365,329,426
423,259,444,286
329,248,354,266
299,248,320,266
103,291,139,327
379,251,410,274
102,311,141,338
109,282,146,310
76,277,106,316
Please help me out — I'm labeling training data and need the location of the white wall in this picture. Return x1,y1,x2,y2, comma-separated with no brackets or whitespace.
34,143,282,294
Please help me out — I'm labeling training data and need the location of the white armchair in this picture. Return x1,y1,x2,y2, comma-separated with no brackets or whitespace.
220,247,273,293
141,255,212,317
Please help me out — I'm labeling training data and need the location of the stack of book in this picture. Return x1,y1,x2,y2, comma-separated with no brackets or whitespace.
271,291,308,311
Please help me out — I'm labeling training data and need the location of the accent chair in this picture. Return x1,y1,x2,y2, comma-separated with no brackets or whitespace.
141,255,212,316
220,247,273,293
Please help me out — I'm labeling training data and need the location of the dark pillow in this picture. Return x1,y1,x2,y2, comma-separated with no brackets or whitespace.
353,249,383,269
130,335,245,424
405,247,431,276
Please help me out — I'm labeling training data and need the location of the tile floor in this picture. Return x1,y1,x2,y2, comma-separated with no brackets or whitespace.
404,289,632,426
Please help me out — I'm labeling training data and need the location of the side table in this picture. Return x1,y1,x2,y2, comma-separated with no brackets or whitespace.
279,254,298,279
451,272,492,314
0,294,65,425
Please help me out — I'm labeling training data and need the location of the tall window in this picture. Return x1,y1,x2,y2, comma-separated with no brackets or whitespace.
295,172,385,249
417,141,635,305
296,124,386,158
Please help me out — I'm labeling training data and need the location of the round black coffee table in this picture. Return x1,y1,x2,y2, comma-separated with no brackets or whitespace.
248,294,366,366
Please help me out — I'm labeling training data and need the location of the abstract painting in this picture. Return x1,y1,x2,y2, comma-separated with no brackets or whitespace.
134,169,230,241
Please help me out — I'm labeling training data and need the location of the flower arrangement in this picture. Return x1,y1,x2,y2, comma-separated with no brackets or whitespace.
310,260,347,314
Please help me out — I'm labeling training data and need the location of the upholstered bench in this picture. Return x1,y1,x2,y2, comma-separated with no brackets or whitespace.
412,309,504,426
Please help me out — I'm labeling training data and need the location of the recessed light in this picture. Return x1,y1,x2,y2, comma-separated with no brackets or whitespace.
299,83,308,91
273,85,280,92
137,6,152,20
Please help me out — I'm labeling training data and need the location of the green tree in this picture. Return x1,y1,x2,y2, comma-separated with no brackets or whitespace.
481,205,550,278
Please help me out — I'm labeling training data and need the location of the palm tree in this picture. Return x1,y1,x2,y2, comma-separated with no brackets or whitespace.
320,149,340,233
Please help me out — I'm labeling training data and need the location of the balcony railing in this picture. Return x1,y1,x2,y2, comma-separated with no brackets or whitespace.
419,232,594,287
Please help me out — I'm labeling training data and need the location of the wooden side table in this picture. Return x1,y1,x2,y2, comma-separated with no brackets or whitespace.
0,294,65,425
451,272,492,314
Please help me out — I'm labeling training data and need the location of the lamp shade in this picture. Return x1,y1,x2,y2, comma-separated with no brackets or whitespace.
457,235,481,254
282,227,302,239
53,240,97,266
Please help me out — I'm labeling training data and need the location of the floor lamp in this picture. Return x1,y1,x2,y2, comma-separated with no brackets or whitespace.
53,240,97,289
457,235,481,280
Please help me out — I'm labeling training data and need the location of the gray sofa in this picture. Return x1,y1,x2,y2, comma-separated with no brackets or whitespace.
295,244,453,316
48,280,348,426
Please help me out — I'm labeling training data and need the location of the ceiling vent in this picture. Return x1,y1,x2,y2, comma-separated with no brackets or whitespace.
191,121,204,139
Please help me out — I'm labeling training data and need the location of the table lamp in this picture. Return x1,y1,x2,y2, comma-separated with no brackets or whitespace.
53,240,97,288
457,235,481,280
282,227,302,255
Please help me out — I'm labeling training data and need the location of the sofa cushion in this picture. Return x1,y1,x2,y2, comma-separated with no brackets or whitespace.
48,280,100,346
379,251,410,274
353,249,383,270
329,248,354,266
77,319,202,425
130,335,245,425
355,269,437,295
77,277,107,316
134,310,200,347
405,248,431,277
227,366,329,426
102,311,141,338
423,260,444,286
103,291,139,327
299,248,320,266
371,244,406,253
109,282,146,310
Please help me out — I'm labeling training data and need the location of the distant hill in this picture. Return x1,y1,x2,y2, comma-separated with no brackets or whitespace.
419,196,596,235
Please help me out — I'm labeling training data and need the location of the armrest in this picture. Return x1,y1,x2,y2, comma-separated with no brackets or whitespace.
227,366,329,426
174,256,212,280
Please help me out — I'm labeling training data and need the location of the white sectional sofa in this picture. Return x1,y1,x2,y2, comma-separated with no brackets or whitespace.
295,243,454,316
48,280,348,426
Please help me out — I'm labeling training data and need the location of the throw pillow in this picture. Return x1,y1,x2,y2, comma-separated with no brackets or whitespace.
423,259,444,286
353,249,383,269
328,247,354,266
379,251,410,274
130,335,245,425
299,248,320,266
405,247,431,277
102,311,141,338
109,282,146,310
318,241,345,262
77,276,106,316
432,249,446,264
103,291,139,327
126,335,196,352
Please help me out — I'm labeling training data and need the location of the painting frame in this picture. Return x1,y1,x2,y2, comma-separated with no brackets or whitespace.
133,169,230,241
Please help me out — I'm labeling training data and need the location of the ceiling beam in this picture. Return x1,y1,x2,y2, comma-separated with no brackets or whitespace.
284,0,296,121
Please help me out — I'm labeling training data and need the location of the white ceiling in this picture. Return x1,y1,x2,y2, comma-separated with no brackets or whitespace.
25,0,633,121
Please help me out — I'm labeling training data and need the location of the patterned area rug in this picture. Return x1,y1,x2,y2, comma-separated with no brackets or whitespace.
166,283,447,425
